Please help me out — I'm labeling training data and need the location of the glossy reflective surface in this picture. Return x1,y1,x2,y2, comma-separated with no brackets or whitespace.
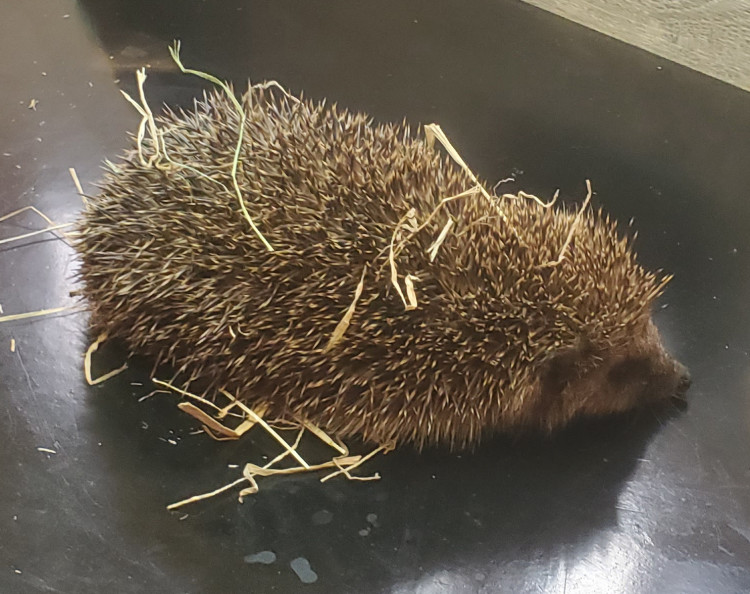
2,1,749,592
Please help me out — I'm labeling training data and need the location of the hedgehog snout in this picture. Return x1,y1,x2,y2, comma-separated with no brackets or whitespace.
634,353,691,407
667,361,691,410
674,362,692,398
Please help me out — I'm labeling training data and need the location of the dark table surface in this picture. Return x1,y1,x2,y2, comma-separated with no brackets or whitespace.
2,1,750,592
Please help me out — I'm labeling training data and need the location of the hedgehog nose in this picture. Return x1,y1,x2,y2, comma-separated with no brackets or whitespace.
673,363,691,401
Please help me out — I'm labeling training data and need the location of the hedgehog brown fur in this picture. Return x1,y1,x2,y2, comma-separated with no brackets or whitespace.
75,85,690,450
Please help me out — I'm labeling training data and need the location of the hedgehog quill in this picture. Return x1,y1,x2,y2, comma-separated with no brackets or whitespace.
74,45,690,503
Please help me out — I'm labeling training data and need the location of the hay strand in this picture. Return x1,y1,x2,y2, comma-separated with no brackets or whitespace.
424,123,506,222
0,205,56,226
504,188,560,209
324,267,366,352
177,402,243,438
167,477,248,511
320,443,391,483
169,40,273,252
428,218,453,262
300,420,348,456
0,306,72,324
389,208,418,310
162,381,387,509
219,389,310,468
84,333,128,385
68,167,89,206
152,378,224,414
0,223,75,246
0,205,73,246
119,70,156,167
545,179,593,266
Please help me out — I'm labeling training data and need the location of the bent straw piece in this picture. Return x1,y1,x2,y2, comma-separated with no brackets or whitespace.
0,205,55,226
330,456,380,482
167,415,304,509
320,445,388,483
325,267,366,352
237,474,260,499
214,401,266,422
0,204,74,245
500,188,559,209
122,59,272,257
216,398,241,419
68,167,89,207
299,420,348,456
0,222,75,246
389,208,418,310
544,180,593,266
237,430,306,499
249,79,302,105
202,427,240,442
167,477,249,511
222,401,268,422
333,437,350,455
267,417,303,430
521,189,559,208
84,333,128,385
120,68,164,166
232,418,259,437
152,378,224,414
219,388,310,469
237,427,307,492
428,218,453,262
244,456,361,478
384,186,479,309
169,40,273,252
177,402,240,438
389,185,479,264
119,79,151,167
424,123,506,222
135,69,162,167
263,428,306,468
404,274,419,310
343,473,381,482
491,177,516,195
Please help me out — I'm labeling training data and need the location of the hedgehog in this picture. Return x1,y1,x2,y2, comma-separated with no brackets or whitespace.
75,81,690,451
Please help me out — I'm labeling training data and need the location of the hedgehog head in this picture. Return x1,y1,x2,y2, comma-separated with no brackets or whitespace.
533,317,691,431
431,195,691,438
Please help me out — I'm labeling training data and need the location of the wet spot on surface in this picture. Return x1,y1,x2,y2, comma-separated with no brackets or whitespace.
366,513,379,527
290,557,318,584
244,551,277,565
311,509,333,525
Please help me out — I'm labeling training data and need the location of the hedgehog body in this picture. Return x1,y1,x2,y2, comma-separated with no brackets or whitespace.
76,87,689,449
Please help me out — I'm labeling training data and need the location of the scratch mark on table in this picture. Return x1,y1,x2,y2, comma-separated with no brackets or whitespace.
16,347,34,393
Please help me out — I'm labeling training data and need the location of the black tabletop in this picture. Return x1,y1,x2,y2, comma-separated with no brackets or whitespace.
2,1,749,592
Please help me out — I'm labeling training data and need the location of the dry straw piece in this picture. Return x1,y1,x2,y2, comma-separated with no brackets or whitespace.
0,205,74,247
159,379,391,510
0,306,74,324
84,333,127,385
